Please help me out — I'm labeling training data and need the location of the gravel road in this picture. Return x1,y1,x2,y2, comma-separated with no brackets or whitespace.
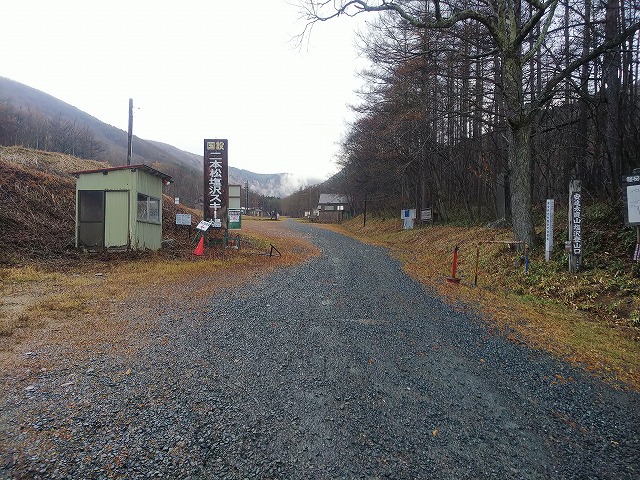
1,220,639,479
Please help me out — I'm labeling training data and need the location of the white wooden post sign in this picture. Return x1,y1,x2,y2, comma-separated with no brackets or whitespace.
545,199,554,262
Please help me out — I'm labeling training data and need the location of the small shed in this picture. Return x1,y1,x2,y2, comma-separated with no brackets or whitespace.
72,164,172,251
317,193,350,223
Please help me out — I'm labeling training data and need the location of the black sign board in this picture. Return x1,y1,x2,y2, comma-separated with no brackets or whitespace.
204,139,229,228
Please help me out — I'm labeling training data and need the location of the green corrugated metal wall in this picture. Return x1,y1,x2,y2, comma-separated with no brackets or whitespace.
76,168,164,251
105,191,129,248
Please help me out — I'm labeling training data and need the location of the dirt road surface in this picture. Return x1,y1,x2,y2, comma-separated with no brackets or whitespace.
1,220,639,479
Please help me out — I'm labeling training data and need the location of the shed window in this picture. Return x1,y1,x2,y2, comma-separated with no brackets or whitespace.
79,190,104,222
137,194,160,223
325,205,335,211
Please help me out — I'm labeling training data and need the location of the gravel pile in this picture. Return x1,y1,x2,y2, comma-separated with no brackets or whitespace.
1,220,639,479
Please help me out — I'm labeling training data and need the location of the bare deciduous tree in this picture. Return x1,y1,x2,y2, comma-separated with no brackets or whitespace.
298,0,640,247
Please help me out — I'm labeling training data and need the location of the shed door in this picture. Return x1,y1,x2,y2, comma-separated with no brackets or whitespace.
78,190,105,248
105,191,129,248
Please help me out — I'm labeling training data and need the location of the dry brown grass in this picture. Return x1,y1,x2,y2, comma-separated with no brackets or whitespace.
0,145,108,173
0,147,109,263
331,216,640,390
0,148,320,376
0,217,319,373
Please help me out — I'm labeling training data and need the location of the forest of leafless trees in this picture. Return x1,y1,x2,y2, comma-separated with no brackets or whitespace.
295,0,640,246
0,101,105,160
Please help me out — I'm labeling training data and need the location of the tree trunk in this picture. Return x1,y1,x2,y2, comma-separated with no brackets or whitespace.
508,120,536,247
577,0,592,182
503,44,536,247
603,0,622,198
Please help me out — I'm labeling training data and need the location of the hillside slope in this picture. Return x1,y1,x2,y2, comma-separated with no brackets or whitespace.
0,77,320,204
0,147,102,262
0,146,197,264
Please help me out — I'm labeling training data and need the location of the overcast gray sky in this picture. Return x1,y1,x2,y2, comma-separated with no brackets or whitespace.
1,1,368,180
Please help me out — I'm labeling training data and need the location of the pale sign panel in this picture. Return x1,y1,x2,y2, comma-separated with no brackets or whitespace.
627,185,640,224
176,213,192,226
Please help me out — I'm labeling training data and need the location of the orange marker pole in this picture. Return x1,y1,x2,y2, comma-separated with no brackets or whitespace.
474,244,480,286
446,245,461,284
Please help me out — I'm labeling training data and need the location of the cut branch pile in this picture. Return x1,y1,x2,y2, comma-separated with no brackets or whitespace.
0,158,77,263
0,147,203,264
160,195,202,251
0,145,107,174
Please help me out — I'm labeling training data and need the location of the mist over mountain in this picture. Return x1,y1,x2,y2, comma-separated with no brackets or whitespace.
148,140,323,198
0,76,322,205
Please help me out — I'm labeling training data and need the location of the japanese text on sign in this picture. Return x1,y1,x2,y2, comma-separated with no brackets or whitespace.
208,154,223,215
203,139,228,228
572,192,581,255
545,199,554,261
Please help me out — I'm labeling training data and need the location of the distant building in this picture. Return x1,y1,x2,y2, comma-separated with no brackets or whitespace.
246,207,263,217
317,193,350,223
72,164,172,251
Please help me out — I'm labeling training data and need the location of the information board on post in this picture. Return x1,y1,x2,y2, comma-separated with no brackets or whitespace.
196,220,212,232
176,214,192,226
401,209,416,230
228,209,242,229
623,174,640,225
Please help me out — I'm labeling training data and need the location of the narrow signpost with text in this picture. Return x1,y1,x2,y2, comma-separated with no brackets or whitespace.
204,139,229,230
568,180,582,273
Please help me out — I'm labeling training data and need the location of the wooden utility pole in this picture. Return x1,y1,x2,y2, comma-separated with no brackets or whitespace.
127,98,133,165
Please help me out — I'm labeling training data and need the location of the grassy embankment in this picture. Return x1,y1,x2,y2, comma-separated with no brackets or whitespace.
326,212,640,390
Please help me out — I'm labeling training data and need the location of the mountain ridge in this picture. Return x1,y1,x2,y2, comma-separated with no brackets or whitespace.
0,76,322,204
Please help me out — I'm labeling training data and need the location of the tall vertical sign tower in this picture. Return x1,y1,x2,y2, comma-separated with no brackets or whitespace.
204,139,229,229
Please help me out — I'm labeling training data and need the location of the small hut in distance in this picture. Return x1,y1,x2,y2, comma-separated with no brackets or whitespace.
317,193,350,223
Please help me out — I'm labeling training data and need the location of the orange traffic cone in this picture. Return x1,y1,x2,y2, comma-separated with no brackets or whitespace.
193,236,205,256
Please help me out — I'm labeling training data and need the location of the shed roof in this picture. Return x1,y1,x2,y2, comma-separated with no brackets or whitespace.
318,193,349,205
71,164,172,183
